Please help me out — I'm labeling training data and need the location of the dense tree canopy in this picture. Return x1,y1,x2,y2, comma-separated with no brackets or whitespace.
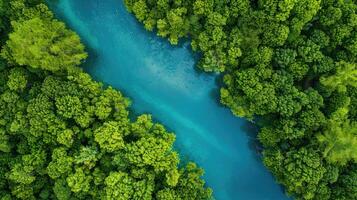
1,1,87,72
0,0,212,199
0,69,213,200
125,0,357,199
2,17,87,72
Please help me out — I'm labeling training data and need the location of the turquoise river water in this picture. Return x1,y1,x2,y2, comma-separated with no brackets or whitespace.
48,1,290,199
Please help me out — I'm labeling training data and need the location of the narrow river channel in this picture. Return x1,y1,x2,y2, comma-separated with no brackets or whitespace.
48,1,289,199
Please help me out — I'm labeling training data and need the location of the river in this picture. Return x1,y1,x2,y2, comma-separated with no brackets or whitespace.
47,1,289,199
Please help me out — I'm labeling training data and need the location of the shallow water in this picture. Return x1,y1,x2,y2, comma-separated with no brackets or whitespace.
48,1,289,199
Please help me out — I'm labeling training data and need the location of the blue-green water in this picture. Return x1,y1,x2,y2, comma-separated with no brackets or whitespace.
48,1,289,199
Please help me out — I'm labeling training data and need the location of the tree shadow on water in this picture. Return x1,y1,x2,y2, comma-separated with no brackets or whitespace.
208,74,227,107
81,44,99,71
240,119,263,163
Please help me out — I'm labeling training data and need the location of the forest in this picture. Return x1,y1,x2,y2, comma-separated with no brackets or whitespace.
0,0,212,199
124,0,357,200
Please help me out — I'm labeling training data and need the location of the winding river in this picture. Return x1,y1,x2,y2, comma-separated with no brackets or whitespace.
48,1,289,199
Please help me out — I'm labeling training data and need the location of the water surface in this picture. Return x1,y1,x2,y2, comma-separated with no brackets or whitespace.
48,1,289,199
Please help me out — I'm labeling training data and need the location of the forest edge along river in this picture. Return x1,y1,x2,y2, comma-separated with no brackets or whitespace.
47,0,290,199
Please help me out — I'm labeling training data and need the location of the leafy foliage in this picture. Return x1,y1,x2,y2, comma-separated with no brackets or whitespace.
1,1,87,72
